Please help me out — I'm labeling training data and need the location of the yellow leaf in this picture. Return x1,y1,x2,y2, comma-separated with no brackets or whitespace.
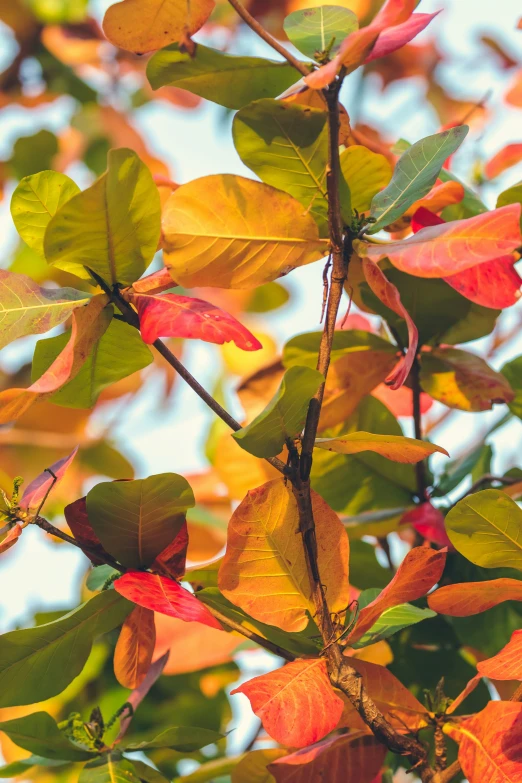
162,174,327,289
218,478,349,633
340,146,392,213
103,0,215,54
214,431,281,500
315,432,449,463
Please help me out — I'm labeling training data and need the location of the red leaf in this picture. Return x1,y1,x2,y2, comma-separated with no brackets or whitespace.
114,571,223,631
362,259,418,389
64,497,112,566
428,578,522,617
134,293,262,351
477,630,522,681
399,503,452,548
365,13,440,63
445,701,522,783
268,731,386,783
0,524,22,555
411,206,443,233
348,547,447,643
372,383,433,417
152,521,189,579
231,659,344,748
363,204,522,277
19,447,78,513
484,143,522,180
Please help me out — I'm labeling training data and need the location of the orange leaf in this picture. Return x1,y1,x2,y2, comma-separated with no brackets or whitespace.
315,432,448,463
428,578,522,617
361,259,418,389
218,478,349,633
362,204,522,277
231,659,343,748
0,296,111,425
507,71,522,107
131,268,174,295
268,731,386,783
153,615,241,675
114,606,156,689
477,630,522,681
348,547,447,643
338,659,428,732
445,701,522,783
484,144,522,180
0,524,22,555
405,180,465,216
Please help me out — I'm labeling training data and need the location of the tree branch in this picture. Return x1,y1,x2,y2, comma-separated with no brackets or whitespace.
412,357,428,503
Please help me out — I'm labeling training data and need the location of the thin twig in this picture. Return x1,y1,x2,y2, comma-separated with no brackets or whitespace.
33,515,124,572
412,358,428,503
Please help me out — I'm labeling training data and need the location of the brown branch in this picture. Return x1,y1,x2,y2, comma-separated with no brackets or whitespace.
412,357,428,503
33,515,124,572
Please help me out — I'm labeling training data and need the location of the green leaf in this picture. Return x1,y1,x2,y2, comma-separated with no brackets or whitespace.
124,726,223,753
502,355,522,419
11,171,80,257
497,180,522,229
283,329,395,369
438,301,500,346
233,99,329,235
86,565,119,592
445,489,522,570
172,757,242,783
147,44,301,110
32,317,153,409
0,270,89,351
0,712,96,761
246,281,289,313
86,473,195,569
349,540,391,590
340,145,392,213
352,603,436,648
27,0,88,24
44,148,161,285
367,126,469,233
0,591,132,707
10,130,59,180
80,756,140,783
131,760,171,783
283,5,358,59
434,443,493,497
0,756,69,778
232,366,324,458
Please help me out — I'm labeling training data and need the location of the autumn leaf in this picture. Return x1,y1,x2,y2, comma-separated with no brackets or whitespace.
152,521,189,580
428,578,522,616
444,701,522,783
477,629,522,681
131,267,174,295
153,614,241,675
64,497,112,566
348,546,447,643
114,606,156,689
231,659,344,748
268,731,386,783
114,571,223,631
0,524,22,555
399,503,452,548
361,203,522,276
315,432,447,463
405,180,465,217
162,174,327,289
0,270,89,351
484,143,522,179
103,0,215,54
0,297,111,425
19,447,78,512
133,292,262,350
218,478,349,633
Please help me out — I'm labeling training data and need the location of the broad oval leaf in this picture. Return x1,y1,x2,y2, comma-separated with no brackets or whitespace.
162,174,327,289
86,473,194,569
362,203,522,276
0,590,132,707
45,148,161,286
367,126,469,232
0,712,96,761
340,145,392,213
445,490,522,570
428,578,522,616
123,725,223,753
233,366,324,458
32,317,153,409
147,44,300,110
20,447,78,512
231,658,343,748
477,629,522,680
11,171,80,256
0,269,89,351
218,478,349,633
420,346,514,412
233,100,329,235
134,292,262,350
283,6,358,59
114,571,223,630
103,0,214,54
315,432,448,463
114,606,156,689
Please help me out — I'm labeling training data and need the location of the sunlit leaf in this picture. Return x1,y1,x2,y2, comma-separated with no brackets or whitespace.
162,174,327,289
103,0,215,54
114,606,156,689
315,431,448,463
233,100,329,235
0,712,96,761
484,143,522,179
45,148,161,285
428,578,522,616
86,473,194,569
283,6,358,59
231,658,343,748
148,44,300,110
218,478,349,632
339,145,392,213
0,524,22,554
477,629,522,680
233,366,324,458
154,614,241,676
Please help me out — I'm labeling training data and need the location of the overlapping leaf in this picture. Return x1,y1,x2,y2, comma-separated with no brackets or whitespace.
218,478,349,632
80,756,140,783
123,725,223,753
162,174,327,289
339,145,392,213
0,712,96,761
231,659,343,748
114,606,156,689
428,578,522,616
315,432,447,463
65,497,112,565
283,6,359,59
